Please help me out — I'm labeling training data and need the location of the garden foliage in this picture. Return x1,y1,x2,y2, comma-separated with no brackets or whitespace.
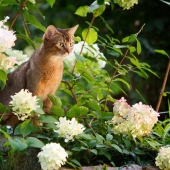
0,0,170,169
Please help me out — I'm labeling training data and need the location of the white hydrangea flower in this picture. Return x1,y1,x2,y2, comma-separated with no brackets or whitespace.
112,97,159,138
114,0,138,10
54,117,85,142
0,16,16,52
0,52,17,71
37,143,68,170
5,48,29,71
64,41,106,73
9,89,40,121
155,147,170,170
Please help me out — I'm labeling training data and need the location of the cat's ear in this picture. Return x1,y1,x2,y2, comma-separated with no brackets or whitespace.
43,25,59,40
67,25,79,35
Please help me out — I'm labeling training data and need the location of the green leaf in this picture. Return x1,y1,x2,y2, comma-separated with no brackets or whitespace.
26,137,44,148
98,150,111,160
88,99,101,112
8,138,27,151
46,0,56,8
48,95,62,107
123,139,131,149
20,120,39,138
35,107,45,115
70,159,81,167
50,106,65,116
137,40,142,55
67,105,89,118
163,122,170,139
23,12,46,32
0,70,7,84
129,46,136,53
77,133,94,140
107,49,120,57
112,48,123,55
82,71,94,82
75,6,89,17
14,124,21,135
0,129,10,139
96,133,104,144
97,0,104,5
74,52,85,62
142,67,159,77
90,149,97,155
106,134,113,141
122,34,137,43
82,28,98,45
0,103,6,113
16,34,36,49
39,115,57,123
111,144,122,153
114,78,130,90
100,16,114,34
93,4,106,17
146,139,159,149
99,111,113,119
155,49,169,58
74,36,81,42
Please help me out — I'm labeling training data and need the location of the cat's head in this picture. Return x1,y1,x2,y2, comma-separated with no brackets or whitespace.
42,25,79,57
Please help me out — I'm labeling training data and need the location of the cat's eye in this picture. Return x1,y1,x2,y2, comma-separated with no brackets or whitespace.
70,42,74,47
59,42,64,47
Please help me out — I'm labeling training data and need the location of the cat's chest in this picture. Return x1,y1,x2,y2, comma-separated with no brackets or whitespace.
39,57,63,83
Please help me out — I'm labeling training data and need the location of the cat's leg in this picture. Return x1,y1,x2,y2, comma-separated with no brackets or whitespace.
43,97,52,113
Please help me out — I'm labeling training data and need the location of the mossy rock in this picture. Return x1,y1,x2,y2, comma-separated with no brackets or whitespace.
12,148,41,170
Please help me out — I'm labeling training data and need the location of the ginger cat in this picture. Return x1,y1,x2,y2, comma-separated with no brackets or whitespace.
0,24,79,128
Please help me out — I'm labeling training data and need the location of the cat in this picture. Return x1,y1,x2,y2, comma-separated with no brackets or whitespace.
0,24,79,128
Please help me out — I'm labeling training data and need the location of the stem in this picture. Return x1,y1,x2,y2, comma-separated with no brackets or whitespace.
9,0,28,30
62,81,78,103
156,59,170,112
71,9,99,75
61,81,96,136
103,47,130,111
21,14,31,38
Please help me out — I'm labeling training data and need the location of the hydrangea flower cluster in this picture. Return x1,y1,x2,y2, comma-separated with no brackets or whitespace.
37,143,68,170
112,97,159,138
0,52,17,71
5,48,29,71
64,41,106,73
114,0,138,10
9,89,40,121
0,16,16,52
0,16,28,72
54,117,85,142
155,146,170,170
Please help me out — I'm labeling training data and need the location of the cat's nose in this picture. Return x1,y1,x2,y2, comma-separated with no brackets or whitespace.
65,47,71,55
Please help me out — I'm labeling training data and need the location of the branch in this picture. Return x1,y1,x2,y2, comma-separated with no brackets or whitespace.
62,81,78,103
9,0,28,30
103,47,130,111
156,59,170,112
71,9,99,75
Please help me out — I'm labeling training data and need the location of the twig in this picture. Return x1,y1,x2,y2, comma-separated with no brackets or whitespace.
156,59,170,112
71,9,99,75
61,81,96,136
62,81,78,103
9,0,28,30
103,47,130,111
